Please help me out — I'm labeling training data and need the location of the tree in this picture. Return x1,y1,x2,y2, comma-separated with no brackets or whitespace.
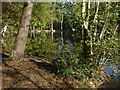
11,1,33,60
81,1,91,60
31,2,57,30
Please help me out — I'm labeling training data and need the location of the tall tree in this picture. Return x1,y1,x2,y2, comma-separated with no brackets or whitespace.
11,1,33,60
82,1,91,60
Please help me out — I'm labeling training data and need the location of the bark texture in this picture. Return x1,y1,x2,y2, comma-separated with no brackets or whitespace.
82,1,90,59
11,2,33,60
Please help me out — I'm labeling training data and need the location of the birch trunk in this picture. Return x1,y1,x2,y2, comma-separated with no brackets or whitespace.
61,13,64,45
87,1,93,55
93,1,99,43
51,21,54,42
99,24,106,40
99,3,110,41
82,1,89,59
114,25,119,35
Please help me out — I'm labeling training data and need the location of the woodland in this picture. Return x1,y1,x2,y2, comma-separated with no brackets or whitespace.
1,1,120,88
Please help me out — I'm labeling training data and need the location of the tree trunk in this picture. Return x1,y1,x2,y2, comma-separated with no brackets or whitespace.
93,1,99,43
61,13,64,45
99,24,106,40
82,1,90,59
51,21,54,42
11,2,33,60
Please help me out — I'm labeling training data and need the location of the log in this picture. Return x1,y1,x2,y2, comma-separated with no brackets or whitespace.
36,30,62,33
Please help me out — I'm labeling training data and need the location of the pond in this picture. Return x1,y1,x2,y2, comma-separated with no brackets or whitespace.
102,60,120,80
47,31,120,83
56,39,120,81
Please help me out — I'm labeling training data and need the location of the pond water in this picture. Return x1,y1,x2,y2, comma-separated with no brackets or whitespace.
50,30,120,82
56,39,120,81
102,61,120,80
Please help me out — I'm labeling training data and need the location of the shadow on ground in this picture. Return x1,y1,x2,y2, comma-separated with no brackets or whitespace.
30,59,57,74
98,78,120,88
2,57,69,88
3,52,120,88
3,63,43,89
1,52,10,62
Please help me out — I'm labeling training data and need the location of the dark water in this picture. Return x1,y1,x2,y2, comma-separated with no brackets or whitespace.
102,61,120,80
52,31,120,81
57,39,74,51
57,39,120,81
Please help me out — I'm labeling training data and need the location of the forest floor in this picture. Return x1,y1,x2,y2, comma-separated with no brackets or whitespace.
1,51,120,89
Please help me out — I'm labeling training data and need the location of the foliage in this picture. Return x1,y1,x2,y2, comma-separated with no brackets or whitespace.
2,2,23,51
31,2,58,30
25,33,58,58
51,44,98,82
2,2,120,85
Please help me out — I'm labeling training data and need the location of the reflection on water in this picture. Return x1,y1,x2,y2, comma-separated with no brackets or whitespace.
103,64,120,80
57,38,120,81
57,39,74,51
57,40,120,82
102,62,120,88
96,57,120,81
101,58,120,80
57,45,63,50
65,39,74,51
50,31,120,87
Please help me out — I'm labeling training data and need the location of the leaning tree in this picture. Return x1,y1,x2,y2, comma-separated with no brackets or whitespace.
11,1,33,60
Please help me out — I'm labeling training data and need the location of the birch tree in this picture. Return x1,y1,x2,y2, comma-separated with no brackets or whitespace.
82,0,91,59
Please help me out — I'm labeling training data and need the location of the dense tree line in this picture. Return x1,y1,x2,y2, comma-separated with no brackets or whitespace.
1,1,119,80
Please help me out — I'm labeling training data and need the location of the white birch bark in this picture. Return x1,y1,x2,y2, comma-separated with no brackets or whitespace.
61,13,64,45
99,3,110,41
51,21,54,42
82,1,86,29
114,25,119,35
100,24,106,40
93,1,99,43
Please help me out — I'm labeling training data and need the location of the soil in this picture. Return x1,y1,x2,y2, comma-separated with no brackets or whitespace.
1,52,120,89
2,52,84,89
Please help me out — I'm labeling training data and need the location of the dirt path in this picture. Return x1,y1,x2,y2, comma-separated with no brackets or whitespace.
2,53,84,88
2,52,120,89
3,59,66,88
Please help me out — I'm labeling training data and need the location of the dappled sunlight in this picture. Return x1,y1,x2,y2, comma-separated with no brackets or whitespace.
2,58,69,88
2,1,119,89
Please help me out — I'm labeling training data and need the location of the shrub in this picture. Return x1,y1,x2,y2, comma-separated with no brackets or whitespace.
25,33,58,57
51,44,97,81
